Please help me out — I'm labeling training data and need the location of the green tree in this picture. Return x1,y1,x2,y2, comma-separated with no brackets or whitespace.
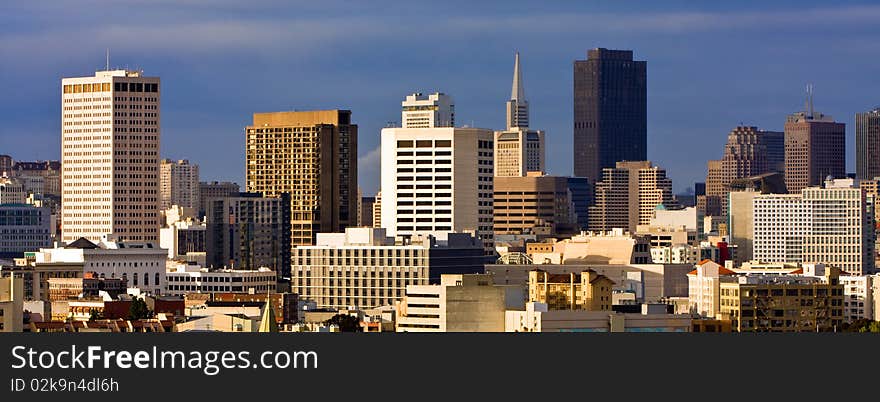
324,314,361,332
88,309,102,321
128,297,154,320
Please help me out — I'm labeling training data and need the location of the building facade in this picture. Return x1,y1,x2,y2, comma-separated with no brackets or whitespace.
0,204,52,258
573,48,647,184
0,276,24,332
705,126,784,216
856,107,880,181
205,193,291,276
164,265,276,296
380,127,495,252
198,181,239,217
61,69,160,243
0,177,26,204
588,161,678,233
784,100,846,193
11,161,62,197
528,269,614,311
245,110,357,247
493,175,576,237
401,92,454,128
159,159,199,211
495,52,545,177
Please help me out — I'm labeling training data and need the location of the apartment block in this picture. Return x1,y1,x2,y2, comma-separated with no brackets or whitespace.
527,269,614,311
160,159,199,211
588,161,678,233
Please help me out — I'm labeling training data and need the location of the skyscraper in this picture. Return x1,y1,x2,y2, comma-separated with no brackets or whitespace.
495,52,545,177
159,159,199,211
784,89,845,193
588,161,677,233
401,93,454,128
380,126,495,253
856,107,880,181
245,110,357,247
61,69,160,243
573,48,647,184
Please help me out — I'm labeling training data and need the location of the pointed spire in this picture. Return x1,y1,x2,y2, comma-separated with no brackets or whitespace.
258,296,278,333
511,51,525,101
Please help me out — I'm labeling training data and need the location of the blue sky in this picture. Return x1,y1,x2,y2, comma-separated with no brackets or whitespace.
2,0,880,195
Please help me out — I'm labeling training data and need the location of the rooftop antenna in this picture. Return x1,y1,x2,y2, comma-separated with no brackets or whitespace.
105,48,110,71
805,83,814,119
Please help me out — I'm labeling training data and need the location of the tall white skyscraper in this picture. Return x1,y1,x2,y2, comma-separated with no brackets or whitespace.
753,179,875,275
401,92,454,128
495,52,545,177
160,159,200,211
61,69,160,243
380,127,494,252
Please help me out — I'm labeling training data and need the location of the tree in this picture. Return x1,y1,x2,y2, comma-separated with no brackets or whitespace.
324,314,361,332
88,309,102,322
128,297,154,320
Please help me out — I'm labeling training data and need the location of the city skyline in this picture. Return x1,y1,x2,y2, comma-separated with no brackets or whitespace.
4,1,880,195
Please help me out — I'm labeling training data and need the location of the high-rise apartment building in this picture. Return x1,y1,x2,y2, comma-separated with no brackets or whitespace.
754,179,875,275
588,161,678,233
380,127,495,252
245,110,357,247
205,192,292,276
493,175,576,236
61,69,160,243
198,181,239,217
159,159,199,211
784,92,846,193
401,92,454,128
573,48,647,184
856,107,880,181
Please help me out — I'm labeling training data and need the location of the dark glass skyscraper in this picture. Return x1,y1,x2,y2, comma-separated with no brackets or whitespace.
573,48,647,184
856,108,880,180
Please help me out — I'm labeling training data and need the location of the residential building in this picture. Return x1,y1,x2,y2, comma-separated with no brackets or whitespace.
291,227,485,309
0,275,24,332
164,264,276,296
493,175,576,237
33,237,167,296
61,69,160,243
159,159,199,212
573,48,647,184
506,302,692,332
246,110,357,247
588,161,678,233
0,155,12,177
528,269,613,311
47,273,127,301
0,177,26,204
395,274,524,332
11,161,62,197
753,179,875,275
159,217,206,260
784,92,846,193
526,229,652,265
0,204,52,258
198,181,239,217
380,126,495,253
840,274,876,322
205,192,291,276
855,107,880,181
401,92,454,128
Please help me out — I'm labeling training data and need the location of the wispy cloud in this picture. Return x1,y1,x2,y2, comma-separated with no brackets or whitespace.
357,145,381,195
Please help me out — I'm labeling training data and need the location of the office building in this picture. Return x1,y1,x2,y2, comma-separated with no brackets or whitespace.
159,159,199,211
856,107,880,181
205,192,291,276
380,127,495,252
159,217,206,260
573,48,647,184
728,190,759,264
566,177,591,231
395,274,524,332
588,161,678,233
0,204,52,258
11,161,62,197
705,126,784,216
753,179,875,275
495,52,545,177
245,110,357,247
401,92,454,128
0,276,24,332
0,155,12,177
198,181,239,217
359,195,375,227
0,177,26,204
34,237,167,296
526,229,652,265
61,69,160,243
372,192,382,229
493,175,576,237
528,269,614,311
784,92,846,193
164,264,276,296
291,228,486,309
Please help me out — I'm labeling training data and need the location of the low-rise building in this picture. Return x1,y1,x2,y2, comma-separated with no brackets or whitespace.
164,263,276,296
526,229,652,265
840,274,876,322
0,275,24,332
396,274,525,332
505,302,692,332
527,269,613,311
0,203,52,258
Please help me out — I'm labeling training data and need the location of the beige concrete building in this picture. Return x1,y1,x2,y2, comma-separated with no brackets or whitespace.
0,275,24,332
380,127,494,253
506,302,692,332
840,274,876,322
401,92,454,128
164,264,276,296
526,229,652,265
493,174,575,236
588,161,678,232
728,190,759,265
528,269,613,311
61,69,160,243
0,176,27,204
784,105,845,194
245,110,357,247
494,129,545,177
396,274,524,332
159,159,199,212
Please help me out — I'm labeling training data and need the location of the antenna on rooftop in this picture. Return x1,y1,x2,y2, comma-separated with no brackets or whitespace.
106,48,110,71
